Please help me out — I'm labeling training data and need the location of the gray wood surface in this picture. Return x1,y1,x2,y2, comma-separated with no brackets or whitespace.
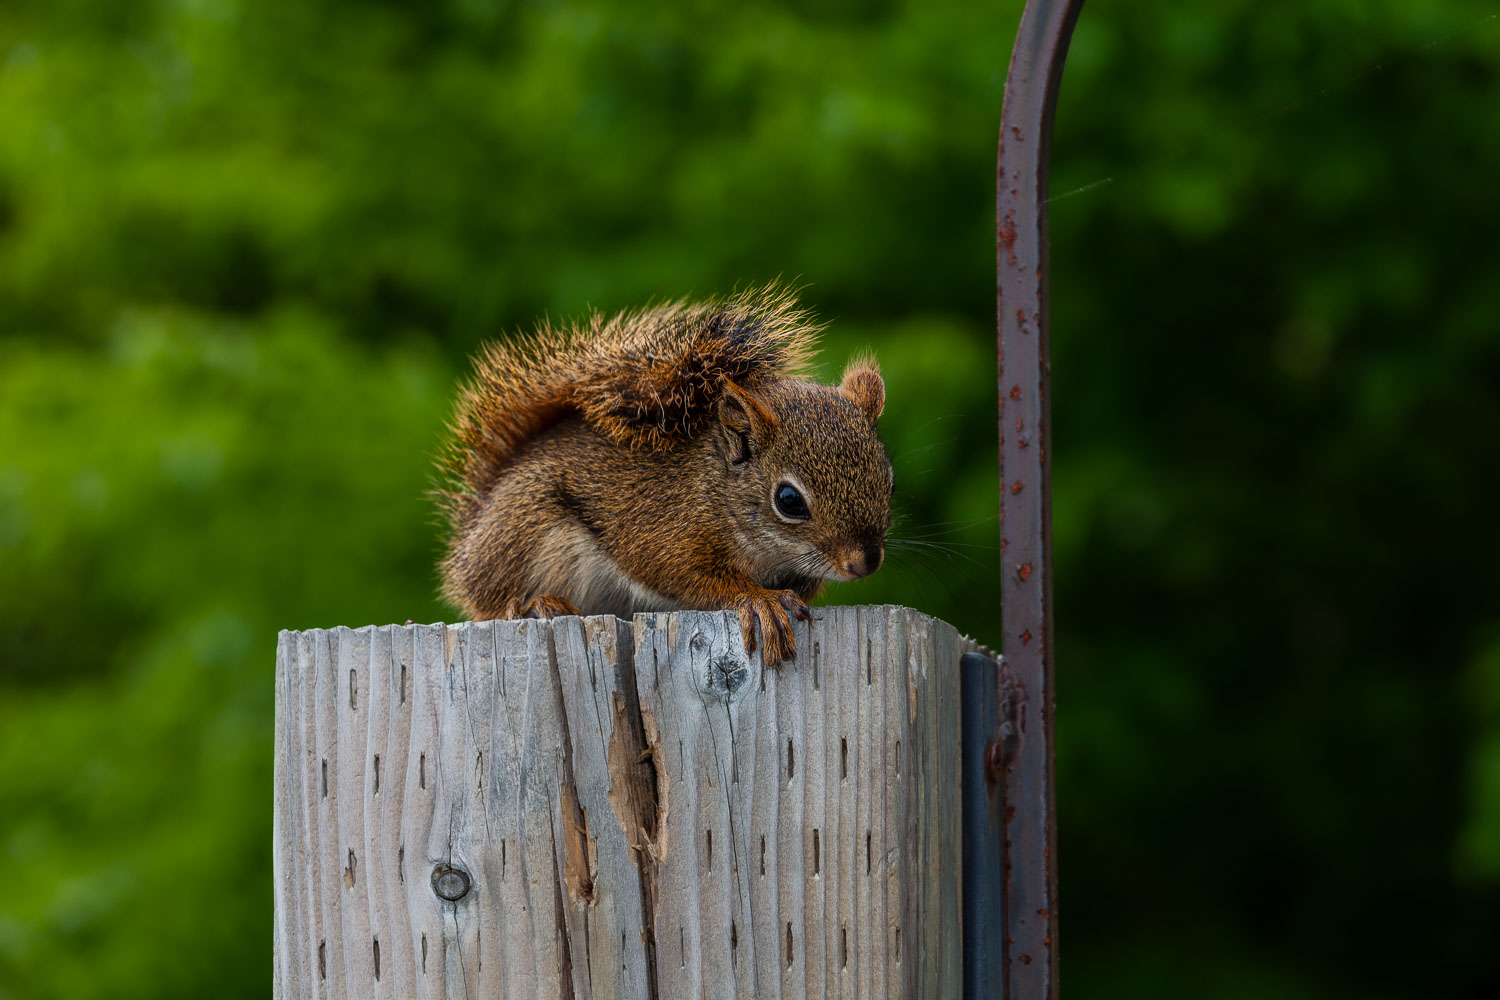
275,607,970,999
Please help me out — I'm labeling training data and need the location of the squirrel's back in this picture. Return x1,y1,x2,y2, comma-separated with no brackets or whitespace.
438,284,820,530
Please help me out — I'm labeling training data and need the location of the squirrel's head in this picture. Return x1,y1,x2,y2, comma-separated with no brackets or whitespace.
716,359,892,590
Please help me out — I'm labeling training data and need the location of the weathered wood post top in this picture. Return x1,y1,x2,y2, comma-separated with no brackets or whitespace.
274,605,984,998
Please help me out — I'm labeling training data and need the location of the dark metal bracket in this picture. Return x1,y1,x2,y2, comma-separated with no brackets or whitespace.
961,650,1007,1000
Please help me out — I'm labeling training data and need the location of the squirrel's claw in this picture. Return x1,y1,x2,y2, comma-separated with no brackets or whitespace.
734,601,760,655
733,589,808,669
779,591,812,623
501,594,583,620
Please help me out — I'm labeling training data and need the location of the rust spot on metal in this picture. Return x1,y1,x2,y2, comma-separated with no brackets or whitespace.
1010,482,1024,495
1009,385,1022,400
1018,563,1032,582
998,212,1019,267
1011,126,1022,140
1016,307,1028,331
1020,631,1032,645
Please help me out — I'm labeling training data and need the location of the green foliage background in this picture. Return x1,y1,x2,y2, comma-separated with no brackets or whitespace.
3,1,1499,996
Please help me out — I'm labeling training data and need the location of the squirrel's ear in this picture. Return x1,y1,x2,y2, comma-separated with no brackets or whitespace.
718,381,779,459
840,357,885,423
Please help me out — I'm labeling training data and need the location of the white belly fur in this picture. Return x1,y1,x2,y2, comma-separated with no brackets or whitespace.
535,524,695,618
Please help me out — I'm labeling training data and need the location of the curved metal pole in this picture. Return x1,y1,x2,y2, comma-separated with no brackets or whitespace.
997,0,1084,997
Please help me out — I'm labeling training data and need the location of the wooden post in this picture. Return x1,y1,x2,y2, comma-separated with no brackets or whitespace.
274,606,976,998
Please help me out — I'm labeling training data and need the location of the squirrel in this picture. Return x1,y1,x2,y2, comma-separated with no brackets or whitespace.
435,284,891,667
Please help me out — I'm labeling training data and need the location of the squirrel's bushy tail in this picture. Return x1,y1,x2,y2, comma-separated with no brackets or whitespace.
438,283,820,528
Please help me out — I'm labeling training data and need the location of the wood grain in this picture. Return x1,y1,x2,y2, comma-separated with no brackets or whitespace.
274,607,971,998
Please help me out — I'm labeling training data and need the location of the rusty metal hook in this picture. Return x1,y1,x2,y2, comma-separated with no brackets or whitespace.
996,0,1084,997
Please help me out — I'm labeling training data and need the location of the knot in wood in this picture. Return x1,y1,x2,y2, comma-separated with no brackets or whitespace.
708,652,750,701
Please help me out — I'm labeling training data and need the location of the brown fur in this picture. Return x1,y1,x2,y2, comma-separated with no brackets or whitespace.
436,285,891,666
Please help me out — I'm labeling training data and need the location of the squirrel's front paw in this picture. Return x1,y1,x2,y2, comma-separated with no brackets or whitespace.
501,594,583,620
732,589,811,669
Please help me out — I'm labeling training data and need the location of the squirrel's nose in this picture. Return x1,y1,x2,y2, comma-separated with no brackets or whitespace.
844,544,884,579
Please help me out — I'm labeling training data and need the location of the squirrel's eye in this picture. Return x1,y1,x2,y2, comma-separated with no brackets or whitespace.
774,482,811,521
